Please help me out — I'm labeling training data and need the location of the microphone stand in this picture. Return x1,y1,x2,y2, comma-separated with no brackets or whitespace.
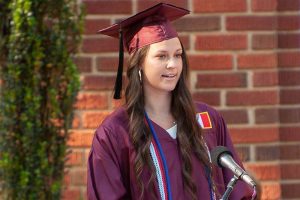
220,175,239,200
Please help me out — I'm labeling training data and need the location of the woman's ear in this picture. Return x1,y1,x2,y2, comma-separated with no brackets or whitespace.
138,68,142,83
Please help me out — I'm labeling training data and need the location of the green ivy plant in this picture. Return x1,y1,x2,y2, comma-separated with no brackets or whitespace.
0,0,84,199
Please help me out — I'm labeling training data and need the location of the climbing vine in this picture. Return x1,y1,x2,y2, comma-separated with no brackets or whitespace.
0,0,84,199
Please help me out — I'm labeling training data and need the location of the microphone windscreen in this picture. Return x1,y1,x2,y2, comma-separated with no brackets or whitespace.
210,146,233,167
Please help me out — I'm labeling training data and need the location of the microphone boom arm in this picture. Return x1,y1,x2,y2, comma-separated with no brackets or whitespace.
220,175,239,200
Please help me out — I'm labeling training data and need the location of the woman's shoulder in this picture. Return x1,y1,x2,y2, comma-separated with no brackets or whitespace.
194,101,224,131
94,106,129,141
90,106,131,170
194,101,220,117
101,106,129,128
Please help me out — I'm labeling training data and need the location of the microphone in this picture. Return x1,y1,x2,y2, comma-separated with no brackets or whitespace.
211,146,256,188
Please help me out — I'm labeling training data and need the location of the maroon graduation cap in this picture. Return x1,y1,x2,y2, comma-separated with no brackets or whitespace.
98,3,189,99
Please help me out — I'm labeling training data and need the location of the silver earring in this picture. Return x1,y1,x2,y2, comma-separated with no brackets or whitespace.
138,69,142,83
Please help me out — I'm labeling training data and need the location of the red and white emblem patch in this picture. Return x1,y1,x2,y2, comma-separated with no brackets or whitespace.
197,112,212,129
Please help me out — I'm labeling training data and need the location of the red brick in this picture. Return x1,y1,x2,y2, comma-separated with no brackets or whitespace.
280,145,300,160
62,188,81,200
63,173,71,186
229,127,279,144
278,34,300,49
278,0,300,11
84,149,91,164
281,163,300,179
84,19,111,35
66,150,84,166
219,109,248,124
178,35,190,50
260,183,281,200
68,130,94,147
75,93,108,109
226,16,277,31
137,0,188,11
246,164,281,180
279,108,300,123
83,0,132,14
278,51,300,68
81,189,87,200
227,90,279,106
82,111,110,129
255,108,279,124
82,38,118,53
282,183,300,199
252,34,277,50
279,71,300,86
253,71,278,87
196,73,246,89
238,53,277,69
194,0,246,13
280,89,300,104
173,16,220,32
278,15,300,30
235,146,250,162
195,35,247,50
97,56,122,72
279,126,300,141
72,115,81,128
73,56,92,73
189,54,233,70
251,0,277,11
256,145,280,161
83,75,116,90
192,91,221,106
70,169,87,186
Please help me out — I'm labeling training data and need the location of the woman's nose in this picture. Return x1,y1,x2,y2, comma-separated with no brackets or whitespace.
166,57,178,69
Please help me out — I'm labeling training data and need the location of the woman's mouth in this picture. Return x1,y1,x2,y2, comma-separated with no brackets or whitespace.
162,74,176,78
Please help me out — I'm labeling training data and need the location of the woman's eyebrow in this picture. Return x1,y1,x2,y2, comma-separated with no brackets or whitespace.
155,49,183,53
156,50,168,53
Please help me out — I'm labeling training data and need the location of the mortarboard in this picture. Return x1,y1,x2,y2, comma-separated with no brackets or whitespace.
98,3,190,99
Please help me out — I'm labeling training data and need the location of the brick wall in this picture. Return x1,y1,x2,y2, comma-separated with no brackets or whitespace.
65,0,300,199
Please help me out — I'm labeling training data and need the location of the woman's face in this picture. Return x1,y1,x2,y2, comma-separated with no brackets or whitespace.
142,37,183,95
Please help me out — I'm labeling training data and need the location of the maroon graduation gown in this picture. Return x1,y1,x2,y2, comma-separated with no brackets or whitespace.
87,102,253,200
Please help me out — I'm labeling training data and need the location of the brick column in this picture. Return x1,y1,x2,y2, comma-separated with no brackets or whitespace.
277,0,300,199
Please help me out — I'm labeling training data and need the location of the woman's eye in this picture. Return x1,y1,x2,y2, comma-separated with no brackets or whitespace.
175,54,182,58
157,55,167,59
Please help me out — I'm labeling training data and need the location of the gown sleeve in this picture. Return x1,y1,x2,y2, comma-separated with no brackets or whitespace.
215,113,253,200
87,125,129,200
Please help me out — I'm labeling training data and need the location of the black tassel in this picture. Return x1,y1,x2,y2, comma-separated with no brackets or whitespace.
113,28,124,99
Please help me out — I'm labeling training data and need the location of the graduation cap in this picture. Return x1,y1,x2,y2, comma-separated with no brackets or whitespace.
98,3,190,99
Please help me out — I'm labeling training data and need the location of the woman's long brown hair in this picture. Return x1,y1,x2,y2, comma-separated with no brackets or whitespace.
125,42,213,200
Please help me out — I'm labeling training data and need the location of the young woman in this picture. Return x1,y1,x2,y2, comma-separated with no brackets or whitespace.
87,3,253,200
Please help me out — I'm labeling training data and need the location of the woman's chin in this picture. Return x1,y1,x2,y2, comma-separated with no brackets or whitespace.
161,85,177,92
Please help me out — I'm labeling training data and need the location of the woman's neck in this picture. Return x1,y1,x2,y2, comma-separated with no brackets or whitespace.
144,91,172,115
144,91,175,129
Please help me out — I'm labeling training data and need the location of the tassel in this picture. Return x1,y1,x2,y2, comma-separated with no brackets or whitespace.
113,28,124,99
